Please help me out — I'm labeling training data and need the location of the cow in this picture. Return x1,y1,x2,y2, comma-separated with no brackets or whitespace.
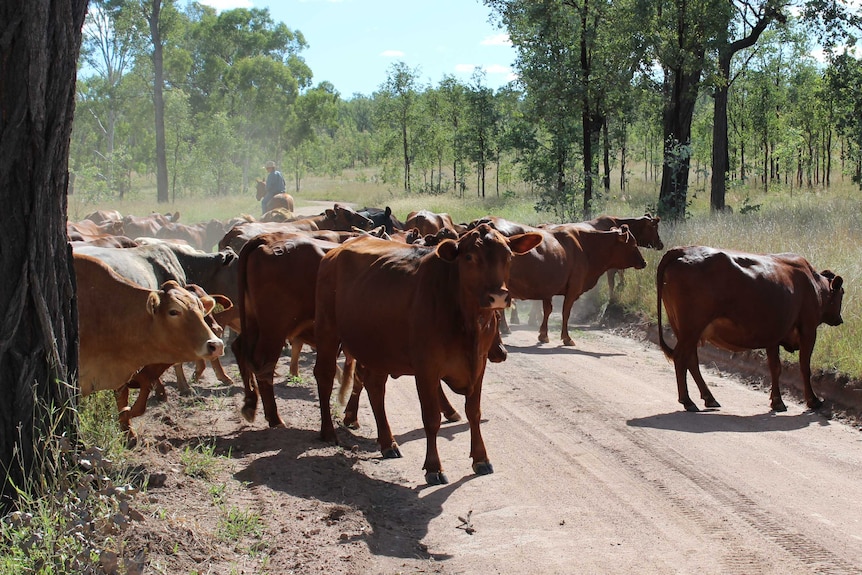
232,232,344,427
357,206,405,234
656,246,844,413
74,253,225,437
584,213,663,300
404,209,466,237
506,222,646,345
313,224,543,485
155,219,227,252
82,209,123,225
119,212,178,239
217,204,374,252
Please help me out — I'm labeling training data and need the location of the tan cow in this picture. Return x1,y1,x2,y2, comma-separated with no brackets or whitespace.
74,253,225,436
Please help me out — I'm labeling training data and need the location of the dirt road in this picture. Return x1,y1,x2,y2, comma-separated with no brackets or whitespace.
127,319,862,575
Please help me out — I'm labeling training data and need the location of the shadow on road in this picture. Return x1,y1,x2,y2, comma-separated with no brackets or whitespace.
627,409,828,433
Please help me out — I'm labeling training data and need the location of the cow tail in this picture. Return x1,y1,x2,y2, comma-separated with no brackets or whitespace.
656,252,675,360
337,352,356,406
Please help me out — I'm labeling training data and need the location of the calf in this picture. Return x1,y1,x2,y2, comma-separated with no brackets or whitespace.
656,246,844,412
313,224,542,484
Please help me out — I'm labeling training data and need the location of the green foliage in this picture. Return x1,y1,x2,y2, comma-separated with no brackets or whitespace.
179,438,224,480
216,507,265,542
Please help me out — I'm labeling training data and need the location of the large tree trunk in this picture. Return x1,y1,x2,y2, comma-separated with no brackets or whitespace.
659,64,702,220
148,0,169,203
710,11,775,212
0,0,86,510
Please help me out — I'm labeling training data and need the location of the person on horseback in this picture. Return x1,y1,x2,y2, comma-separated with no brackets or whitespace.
261,160,286,214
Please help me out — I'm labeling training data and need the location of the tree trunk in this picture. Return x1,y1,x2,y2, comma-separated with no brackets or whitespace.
148,0,169,203
602,117,611,195
659,63,702,220
0,0,86,510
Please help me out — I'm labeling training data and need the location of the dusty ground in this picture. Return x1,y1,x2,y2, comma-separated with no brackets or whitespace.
113,311,862,575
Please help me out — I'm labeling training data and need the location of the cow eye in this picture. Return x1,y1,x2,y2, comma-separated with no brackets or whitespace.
464,253,474,262
169,309,181,317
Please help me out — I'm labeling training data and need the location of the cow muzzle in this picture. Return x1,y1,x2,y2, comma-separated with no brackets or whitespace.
486,289,511,310
203,338,225,359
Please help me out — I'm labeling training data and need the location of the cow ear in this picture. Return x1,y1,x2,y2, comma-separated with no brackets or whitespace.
211,294,233,312
221,248,238,265
508,232,542,255
832,275,844,291
325,208,336,219
146,292,160,316
436,239,459,262
198,295,216,316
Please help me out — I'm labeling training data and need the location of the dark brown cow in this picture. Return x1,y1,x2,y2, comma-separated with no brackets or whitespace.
584,213,663,300
313,225,542,485
656,246,844,412
74,254,225,436
218,204,373,252
232,232,344,427
404,209,466,237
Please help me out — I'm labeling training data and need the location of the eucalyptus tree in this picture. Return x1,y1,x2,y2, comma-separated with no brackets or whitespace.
375,61,422,191
79,0,144,195
1,0,87,509
437,75,468,194
284,81,341,193
183,6,311,190
464,69,501,198
826,53,862,187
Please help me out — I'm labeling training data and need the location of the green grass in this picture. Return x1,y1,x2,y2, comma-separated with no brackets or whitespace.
216,506,265,542
179,438,225,480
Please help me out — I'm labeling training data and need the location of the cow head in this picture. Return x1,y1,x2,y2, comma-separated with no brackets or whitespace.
436,223,542,311
820,270,844,327
324,204,374,231
637,213,664,250
146,281,226,361
613,225,647,270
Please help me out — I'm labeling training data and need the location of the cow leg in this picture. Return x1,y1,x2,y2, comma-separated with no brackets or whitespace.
672,344,699,412
174,363,193,396
560,294,576,346
415,375,445,484
114,386,134,439
606,269,617,302
439,385,461,422
538,299,553,344
509,300,520,325
686,354,720,409
465,378,492,477
363,370,400,459
193,360,206,382
766,346,786,412
797,338,822,410
498,309,511,335
289,338,303,376
209,357,235,386
313,338,341,443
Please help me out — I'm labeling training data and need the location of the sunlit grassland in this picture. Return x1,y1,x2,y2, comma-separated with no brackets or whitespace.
71,167,862,379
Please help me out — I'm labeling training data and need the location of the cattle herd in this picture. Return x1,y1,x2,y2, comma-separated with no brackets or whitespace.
67,202,845,485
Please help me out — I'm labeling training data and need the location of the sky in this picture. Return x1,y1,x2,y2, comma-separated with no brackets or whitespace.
198,0,519,98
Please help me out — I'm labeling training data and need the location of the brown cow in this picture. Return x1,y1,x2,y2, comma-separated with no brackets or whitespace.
74,254,225,436
404,209,466,237
233,232,340,427
584,213,663,300
483,219,646,345
656,246,844,413
313,224,542,485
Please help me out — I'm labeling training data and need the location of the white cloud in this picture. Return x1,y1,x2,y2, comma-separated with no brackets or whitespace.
484,64,511,75
455,64,478,73
481,33,512,47
380,50,405,58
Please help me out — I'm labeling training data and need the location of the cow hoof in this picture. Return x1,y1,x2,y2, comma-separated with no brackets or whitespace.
218,377,235,386
683,401,700,412
343,412,359,429
444,411,462,423
425,471,449,485
562,337,575,346
155,390,167,402
180,387,195,397
344,420,360,430
807,397,823,410
538,335,550,344
704,398,721,408
382,446,402,459
268,419,286,428
240,405,257,423
772,402,788,413
472,461,494,475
